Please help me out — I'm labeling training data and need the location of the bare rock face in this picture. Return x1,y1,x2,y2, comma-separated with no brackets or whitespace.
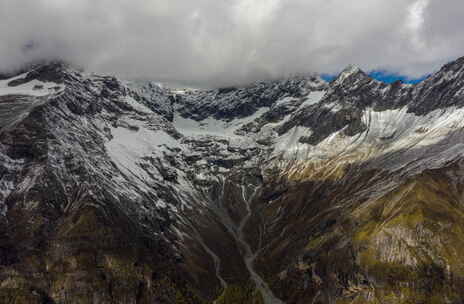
2,57,464,303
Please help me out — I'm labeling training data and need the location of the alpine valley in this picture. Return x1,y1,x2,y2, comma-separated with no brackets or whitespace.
2,56,464,304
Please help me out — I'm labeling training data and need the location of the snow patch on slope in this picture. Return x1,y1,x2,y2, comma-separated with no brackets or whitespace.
363,106,464,153
271,105,464,174
273,126,313,158
105,119,181,181
297,90,326,110
0,73,64,97
122,96,153,113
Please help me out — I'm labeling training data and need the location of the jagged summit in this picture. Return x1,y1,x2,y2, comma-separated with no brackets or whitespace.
332,64,365,85
172,72,328,122
0,60,76,80
435,55,464,74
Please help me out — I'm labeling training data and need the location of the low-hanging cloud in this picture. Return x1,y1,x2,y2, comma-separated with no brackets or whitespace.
1,0,463,87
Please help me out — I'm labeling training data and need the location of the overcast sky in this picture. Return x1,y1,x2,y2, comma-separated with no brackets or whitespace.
1,0,463,87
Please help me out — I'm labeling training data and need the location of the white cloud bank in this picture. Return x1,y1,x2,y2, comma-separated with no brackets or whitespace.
0,0,463,87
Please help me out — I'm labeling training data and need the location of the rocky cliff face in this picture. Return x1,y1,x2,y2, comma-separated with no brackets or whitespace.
1,58,464,303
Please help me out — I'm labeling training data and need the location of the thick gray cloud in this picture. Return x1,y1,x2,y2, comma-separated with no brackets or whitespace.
0,0,463,87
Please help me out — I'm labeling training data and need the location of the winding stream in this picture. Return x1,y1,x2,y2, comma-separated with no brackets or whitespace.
237,185,285,304
205,178,285,303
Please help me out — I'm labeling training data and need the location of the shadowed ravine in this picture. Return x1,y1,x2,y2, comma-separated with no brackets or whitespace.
203,175,285,303
237,184,285,304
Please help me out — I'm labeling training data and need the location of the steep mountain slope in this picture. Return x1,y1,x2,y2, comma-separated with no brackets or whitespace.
1,57,464,303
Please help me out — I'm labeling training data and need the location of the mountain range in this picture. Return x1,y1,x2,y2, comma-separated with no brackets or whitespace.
2,56,464,303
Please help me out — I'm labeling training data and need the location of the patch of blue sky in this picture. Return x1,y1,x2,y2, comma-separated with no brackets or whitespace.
321,71,429,84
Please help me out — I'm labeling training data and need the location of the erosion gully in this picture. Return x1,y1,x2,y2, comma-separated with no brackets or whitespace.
202,175,284,304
